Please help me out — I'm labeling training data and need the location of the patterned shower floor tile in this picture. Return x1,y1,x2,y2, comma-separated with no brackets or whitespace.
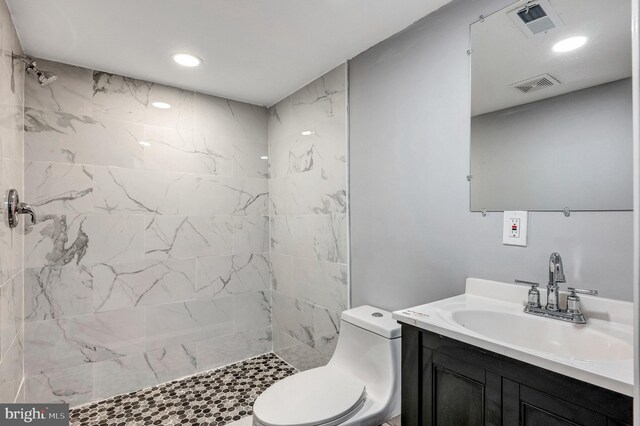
70,353,296,426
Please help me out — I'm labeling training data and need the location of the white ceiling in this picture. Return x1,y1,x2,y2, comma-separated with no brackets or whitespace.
6,0,452,106
471,0,631,116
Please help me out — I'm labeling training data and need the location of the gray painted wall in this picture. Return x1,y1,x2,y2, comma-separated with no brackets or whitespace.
471,78,633,212
349,0,634,309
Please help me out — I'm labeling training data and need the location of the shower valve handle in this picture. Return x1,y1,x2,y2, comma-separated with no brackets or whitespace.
6,189,36,228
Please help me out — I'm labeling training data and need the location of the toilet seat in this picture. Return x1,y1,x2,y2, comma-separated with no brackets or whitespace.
253,366,367,426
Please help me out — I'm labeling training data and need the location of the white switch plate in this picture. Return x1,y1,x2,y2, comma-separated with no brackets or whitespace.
503,211,528,246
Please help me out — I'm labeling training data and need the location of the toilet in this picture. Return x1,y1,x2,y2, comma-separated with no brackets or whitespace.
253,305,402,426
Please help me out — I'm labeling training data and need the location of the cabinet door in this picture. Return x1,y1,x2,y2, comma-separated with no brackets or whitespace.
503,379,607,426
422,348,501,426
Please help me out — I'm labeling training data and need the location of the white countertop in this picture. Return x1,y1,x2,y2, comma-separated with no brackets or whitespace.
392,278,634,396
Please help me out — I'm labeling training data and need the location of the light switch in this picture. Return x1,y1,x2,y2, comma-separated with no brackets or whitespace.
503,211,527,246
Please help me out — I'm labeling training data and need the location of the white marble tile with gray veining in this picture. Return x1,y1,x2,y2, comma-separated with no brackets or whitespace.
272,328,298,353
24,265,93,322
293,258,347,313
14,383,25,404
0,272,23,360
25,363,93,407
144,297,234,351
25,59,93,116
271,291,314,347
233,138,268,179
0,7,26,404
93,166,182,215
233,216,268,254
25,108,144,167
268,64,346,142
186,175,268,217
82,215,145,264
25,309,145,375
270,253,293,297
268,118,346,180
313,307,340,361
0,104,24,161
143,126,233,176
196,327,271,372
0,158,25,283
195,253,270,299
24,213,88,268
145,83,195,131
0,4,24,101
235,290,271,332
269,171,346,216
92,352,159,400
0,27,25,111
92,71,152,124
26,161,93,216
272,329,325,372
195,94,267,143
19,56,276,405
93,258,196,312
0,330,24,403
144,215,233,259
270,214,347,263
144,343,197,384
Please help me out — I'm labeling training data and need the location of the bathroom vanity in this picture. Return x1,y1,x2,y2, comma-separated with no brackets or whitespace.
393,279,634,426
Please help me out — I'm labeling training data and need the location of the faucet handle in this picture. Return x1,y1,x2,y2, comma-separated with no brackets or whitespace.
566,287,597,318
515,280,541,309
567,287,598,296
514,279,539,288
16,202,36,225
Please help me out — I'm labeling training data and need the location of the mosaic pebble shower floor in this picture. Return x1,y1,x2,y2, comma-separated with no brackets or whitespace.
69,353,296,426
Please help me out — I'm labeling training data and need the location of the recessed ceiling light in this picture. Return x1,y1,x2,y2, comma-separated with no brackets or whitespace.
151,101,171,109
172,53,202,67
552,36,587,53
260,156,268,160
301,130,313,136
139,141,151,147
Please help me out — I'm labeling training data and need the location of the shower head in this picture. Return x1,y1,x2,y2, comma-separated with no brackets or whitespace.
34,69,57,87
12,55,57,87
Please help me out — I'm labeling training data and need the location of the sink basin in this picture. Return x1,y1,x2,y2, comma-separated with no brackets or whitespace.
393,278,635,395
451,310,633,362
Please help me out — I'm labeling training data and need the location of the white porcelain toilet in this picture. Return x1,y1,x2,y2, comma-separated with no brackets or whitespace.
253,305,402,426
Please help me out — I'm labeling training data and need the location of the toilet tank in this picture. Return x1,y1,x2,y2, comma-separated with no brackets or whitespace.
340,305,401,339
328,305,402,410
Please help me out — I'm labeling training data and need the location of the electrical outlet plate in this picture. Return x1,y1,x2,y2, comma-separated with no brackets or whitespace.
503,211,528,246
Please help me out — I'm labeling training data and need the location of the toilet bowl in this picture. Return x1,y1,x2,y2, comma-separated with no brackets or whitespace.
253,305,402,426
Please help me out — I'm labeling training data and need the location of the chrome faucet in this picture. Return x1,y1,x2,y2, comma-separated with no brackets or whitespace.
514,253,598,324
546,252,565,311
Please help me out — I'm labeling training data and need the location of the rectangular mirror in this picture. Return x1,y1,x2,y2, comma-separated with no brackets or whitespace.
469,0,633,212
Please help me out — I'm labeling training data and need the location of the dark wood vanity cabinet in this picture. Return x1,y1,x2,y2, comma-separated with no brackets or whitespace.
401,325,633,426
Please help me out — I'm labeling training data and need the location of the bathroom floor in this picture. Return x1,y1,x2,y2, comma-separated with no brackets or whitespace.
69,353,296,426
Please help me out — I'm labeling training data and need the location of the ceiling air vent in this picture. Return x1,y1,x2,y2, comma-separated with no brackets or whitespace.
508,0,564,38
516,4,555,34
511,74,560,94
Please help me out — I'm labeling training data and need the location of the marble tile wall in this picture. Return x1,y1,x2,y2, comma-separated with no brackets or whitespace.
0,0,25,404
22,58,271,406
267,64,348,370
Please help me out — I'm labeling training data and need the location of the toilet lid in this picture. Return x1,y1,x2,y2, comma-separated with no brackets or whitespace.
253,366,366,426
